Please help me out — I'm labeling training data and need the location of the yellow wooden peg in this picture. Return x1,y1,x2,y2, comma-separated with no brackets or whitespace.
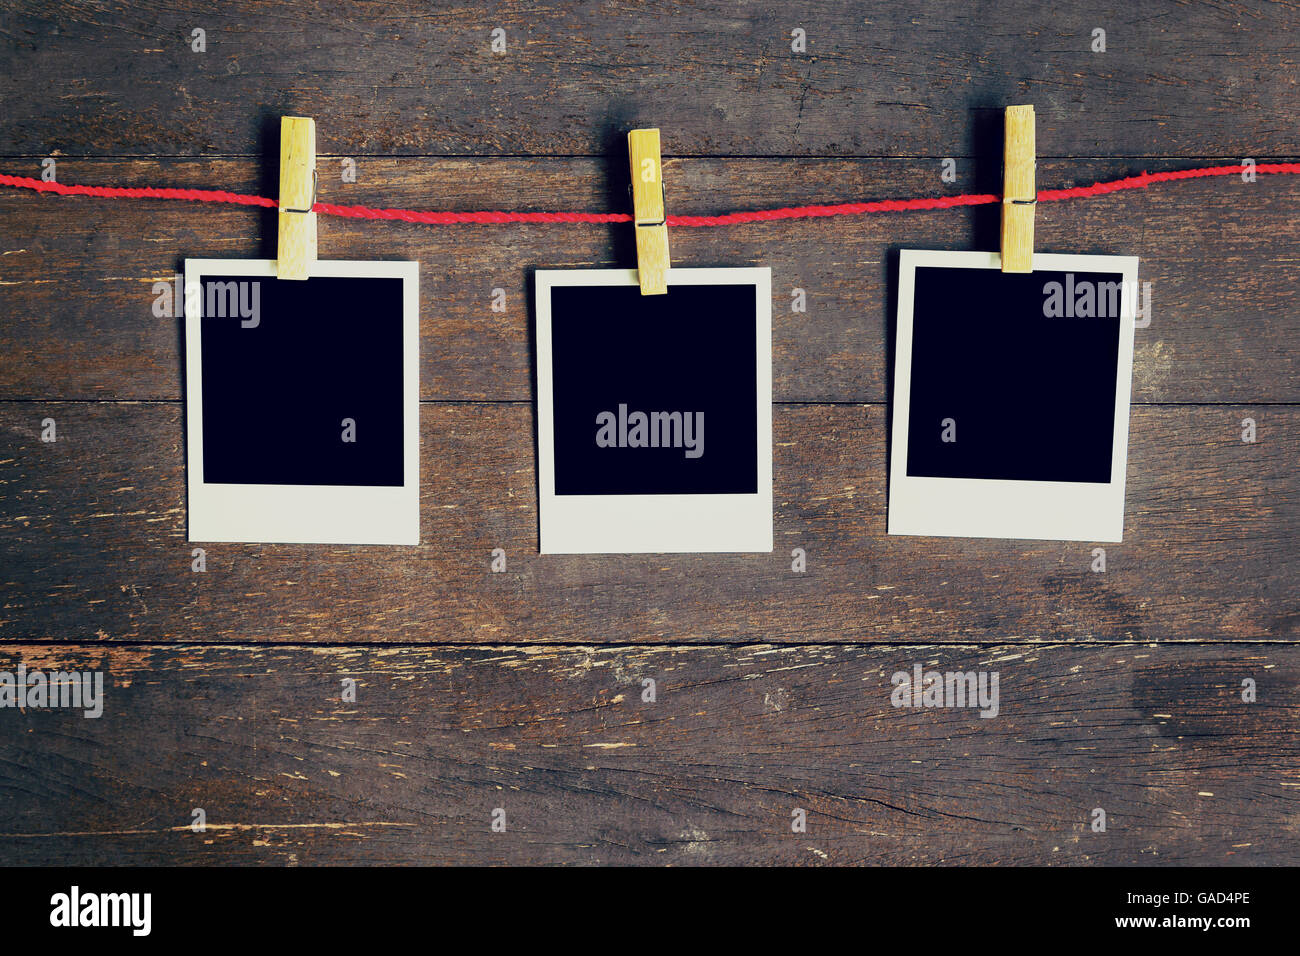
628,128,670,295
277,116,317,280
1000,105,1036,273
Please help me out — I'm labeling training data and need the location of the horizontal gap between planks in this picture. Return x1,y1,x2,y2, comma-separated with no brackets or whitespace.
1,399,1297,408
4,640,1299,650
3,153,1299,163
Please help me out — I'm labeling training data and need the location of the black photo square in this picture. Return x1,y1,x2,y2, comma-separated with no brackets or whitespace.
199,273,404,487
905,265,1122,484
549,282,758,496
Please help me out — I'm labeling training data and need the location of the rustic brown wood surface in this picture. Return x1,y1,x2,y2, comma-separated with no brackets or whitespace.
1,158,1297,403
1,402,1295,645
0,0,1296,865
2,1,1298,157
0,643,1295,865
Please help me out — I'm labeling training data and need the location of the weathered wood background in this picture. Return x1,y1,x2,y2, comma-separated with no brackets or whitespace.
0,0,1296,865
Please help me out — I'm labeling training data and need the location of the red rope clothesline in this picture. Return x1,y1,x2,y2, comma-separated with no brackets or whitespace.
0,162,1296,227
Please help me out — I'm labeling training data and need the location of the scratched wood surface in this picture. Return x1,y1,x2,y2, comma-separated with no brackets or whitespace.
1,402,1295,644
0,643,1295,865
1,158,1298,404
0,0,1297,865
2,1,1299,157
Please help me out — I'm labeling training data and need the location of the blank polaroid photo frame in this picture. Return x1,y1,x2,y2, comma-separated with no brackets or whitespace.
536,267,773,554
184,259,419,545
889,250,1139,542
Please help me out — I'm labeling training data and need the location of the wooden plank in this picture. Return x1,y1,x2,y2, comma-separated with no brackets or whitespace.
1,158,1297,404
0,642,1294,865
1,402,1293,645
2,2,1297,158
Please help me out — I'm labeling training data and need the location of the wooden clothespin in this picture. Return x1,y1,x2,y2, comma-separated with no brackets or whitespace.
628,128,670,295
277,116,317,280
1000,105,1036,273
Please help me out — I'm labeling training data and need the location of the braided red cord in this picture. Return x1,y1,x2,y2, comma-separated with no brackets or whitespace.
1,162,1296,227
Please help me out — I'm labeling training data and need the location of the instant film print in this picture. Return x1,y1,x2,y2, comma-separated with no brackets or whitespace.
888,250,1139,542
535,267,773,553
184,259,419,545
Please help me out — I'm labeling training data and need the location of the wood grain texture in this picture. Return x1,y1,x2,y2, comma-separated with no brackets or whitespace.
1,158,1297,404
2,402,1294,645
2,0,1297,868
0,642,1294,865
2,1,1298,157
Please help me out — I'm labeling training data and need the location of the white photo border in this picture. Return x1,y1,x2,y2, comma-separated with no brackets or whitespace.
888,250,1139,543
536,267,773,554
184,258,420,545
